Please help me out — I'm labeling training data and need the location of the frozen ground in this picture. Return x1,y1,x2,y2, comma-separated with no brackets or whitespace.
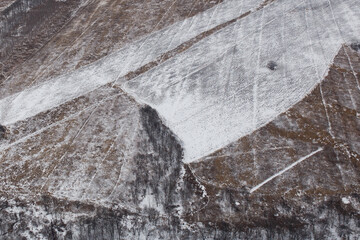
1,0,359,164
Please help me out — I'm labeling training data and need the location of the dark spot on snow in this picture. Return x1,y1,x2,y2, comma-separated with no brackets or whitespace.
267,61,277,71
350,42,360,51
0,125,6,139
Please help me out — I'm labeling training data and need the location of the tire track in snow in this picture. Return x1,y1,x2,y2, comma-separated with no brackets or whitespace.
304,2,334,138
252,9,265,177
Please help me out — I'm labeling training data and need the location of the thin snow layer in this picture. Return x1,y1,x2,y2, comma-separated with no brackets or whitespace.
0,0,263,125
124,0,360,163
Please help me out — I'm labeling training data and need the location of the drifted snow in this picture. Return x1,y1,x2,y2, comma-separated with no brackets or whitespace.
0,0,359,163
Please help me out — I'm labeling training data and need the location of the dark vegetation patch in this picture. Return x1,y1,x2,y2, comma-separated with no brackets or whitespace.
350,42,360,51
0,125,6,140
267,60,277,70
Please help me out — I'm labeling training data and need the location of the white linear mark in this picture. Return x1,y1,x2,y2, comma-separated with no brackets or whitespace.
250,148,323,193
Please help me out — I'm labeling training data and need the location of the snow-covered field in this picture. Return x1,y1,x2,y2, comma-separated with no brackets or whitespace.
1,0,359,163
0,0,262,125
124,0,360,162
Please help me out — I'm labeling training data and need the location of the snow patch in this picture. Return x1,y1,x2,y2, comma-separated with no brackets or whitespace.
342,197,350,205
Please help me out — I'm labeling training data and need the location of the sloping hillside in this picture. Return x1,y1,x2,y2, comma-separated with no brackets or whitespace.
0,0,359,239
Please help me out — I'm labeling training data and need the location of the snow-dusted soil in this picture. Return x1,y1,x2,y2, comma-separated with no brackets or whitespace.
0,0,15,12
0,0,360,238
2,0,358,163
0,0,222,98
1,44,359,240
0,0,261,126
183,44,360,238
0,86,183,215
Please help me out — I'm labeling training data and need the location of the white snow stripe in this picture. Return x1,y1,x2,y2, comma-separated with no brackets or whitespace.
0,0,263,125
249,148,323,193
